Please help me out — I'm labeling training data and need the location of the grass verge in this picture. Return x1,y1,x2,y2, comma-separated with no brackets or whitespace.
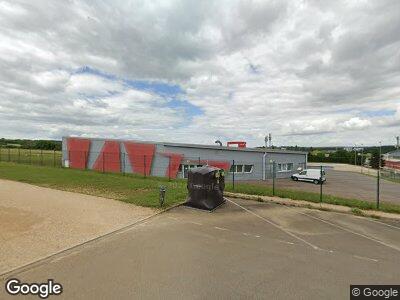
0,162,187,207
225,182,400,214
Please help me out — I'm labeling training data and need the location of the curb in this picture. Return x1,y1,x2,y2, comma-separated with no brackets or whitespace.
224,192,400,221
0,202,184,279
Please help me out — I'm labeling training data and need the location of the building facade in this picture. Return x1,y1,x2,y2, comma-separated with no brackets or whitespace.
384,149,400,171
62,137,307,180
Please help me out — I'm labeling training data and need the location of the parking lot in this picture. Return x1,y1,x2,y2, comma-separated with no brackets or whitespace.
253,169,400,204
2,197,399,299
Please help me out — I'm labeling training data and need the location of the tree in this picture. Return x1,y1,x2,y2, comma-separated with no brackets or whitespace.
369,150,385,169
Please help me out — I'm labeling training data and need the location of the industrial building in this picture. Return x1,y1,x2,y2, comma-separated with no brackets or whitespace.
62,137,308,180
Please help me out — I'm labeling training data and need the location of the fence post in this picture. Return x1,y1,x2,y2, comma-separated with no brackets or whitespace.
144,155,146,177
272,161,276,196
168,156,171,181
377,168,380,210
40,150,43,166
102,152,105,173
122,153,125,175
53,150,56,167
232,159,235,190
320,165,323,203
8,148,10,162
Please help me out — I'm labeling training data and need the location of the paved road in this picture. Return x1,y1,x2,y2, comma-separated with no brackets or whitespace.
0,179,154,274
1,198,400,299
254,169,400,204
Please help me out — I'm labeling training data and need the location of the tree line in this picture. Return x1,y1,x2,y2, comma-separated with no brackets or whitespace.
0,138,61,151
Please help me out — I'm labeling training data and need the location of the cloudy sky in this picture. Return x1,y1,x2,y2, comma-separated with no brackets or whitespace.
0,0,399,147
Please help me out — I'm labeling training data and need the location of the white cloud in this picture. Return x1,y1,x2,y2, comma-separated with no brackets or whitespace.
0,0,399,147
342,117,372,130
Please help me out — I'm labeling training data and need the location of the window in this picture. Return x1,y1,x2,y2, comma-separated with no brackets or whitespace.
230,164,253,173
244,165,253,173
277,163,294,172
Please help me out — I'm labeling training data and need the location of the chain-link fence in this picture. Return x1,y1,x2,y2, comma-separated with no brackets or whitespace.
0,148,62,167
1,148,399,212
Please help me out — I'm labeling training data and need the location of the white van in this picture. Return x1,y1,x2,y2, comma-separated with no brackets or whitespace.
291,169,326,184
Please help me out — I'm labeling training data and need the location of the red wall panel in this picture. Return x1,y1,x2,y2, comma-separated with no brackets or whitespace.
93,141,121,173
124,142,155,175
67,138,90,170
385,160,400,170
164,153,184,178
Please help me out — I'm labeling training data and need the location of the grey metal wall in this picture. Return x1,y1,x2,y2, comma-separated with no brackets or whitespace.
62,137,307,180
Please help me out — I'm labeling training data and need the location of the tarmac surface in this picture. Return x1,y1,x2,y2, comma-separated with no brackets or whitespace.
2,197,400,300
253,169,400,204
0,179,154,274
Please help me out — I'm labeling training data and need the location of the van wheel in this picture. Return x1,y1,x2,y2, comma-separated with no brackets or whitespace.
292,177,298,181
313,179,319,185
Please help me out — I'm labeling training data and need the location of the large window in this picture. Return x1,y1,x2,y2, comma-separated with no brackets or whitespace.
230,164,254,174
276,163,294,172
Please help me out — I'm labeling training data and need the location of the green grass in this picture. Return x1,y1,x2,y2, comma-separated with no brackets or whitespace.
1,161,399,214
225,182,400,214
0,162,187,208
0,148,62,167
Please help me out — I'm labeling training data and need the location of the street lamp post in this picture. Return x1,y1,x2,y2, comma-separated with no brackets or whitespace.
360,144,364,174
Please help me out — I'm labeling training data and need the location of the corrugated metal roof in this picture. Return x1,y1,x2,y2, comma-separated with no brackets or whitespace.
63,136,308,155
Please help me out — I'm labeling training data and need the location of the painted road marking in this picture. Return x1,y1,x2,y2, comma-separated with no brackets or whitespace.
189,221,202,226
353,255,379,262
226,198,323,251
297,211,400,253
369,219,400,230
214,226,229,231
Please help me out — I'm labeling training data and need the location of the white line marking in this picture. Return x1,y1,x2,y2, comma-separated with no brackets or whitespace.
255,235,261,238
369,219,400,230
353,255,379,262
214,226,228,231
297,211,400,253
226,198,322,251
278,240,295,245
189,221,202,226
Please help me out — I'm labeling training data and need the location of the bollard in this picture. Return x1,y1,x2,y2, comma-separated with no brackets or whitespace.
159,186,166,207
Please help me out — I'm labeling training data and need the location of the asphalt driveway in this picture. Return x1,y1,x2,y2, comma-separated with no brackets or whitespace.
255,169,400,204
2,198,399,299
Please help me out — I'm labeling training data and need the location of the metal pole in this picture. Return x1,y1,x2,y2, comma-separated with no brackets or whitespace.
144,155,146,177
377,142,381,209
102,152,105,173
40,150,43,165
272,161,276,196
122,153,125,175
232,160,235,190
320,165,323,203
53,150,56,167
168,156,171,181
361,147,364,174
377,169,380,209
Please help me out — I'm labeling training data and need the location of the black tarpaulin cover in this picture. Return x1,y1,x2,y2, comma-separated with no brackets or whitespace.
184,166,225,211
